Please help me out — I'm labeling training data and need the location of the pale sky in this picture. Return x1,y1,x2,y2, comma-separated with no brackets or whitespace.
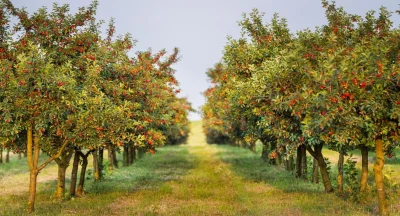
11,0,400,120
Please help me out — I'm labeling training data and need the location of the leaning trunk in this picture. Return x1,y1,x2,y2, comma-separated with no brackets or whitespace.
306,144,333,193
69,151,80,196
76,152,89,196
360,145,369,192
373,138,387,216
337,151,344,193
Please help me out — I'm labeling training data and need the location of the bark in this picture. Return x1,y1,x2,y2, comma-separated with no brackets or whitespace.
129,145,136,165
261,142,269,162
276,152,282,166
26,126,70,213
288,155,294,171
296,146,302,178
93,150,99,182
112,147,118,168
107,145,114,171
6,148,10,163
55,150,73,200
98,148,104,179
373,138,387,216
0,147,3,163
123,145,129,167
337,151,344,193
306,144,333,193
27,126,37,213
360,145,369,193
76,151,90,196
301,145,307,180
312,158,319,184
18,152,22,160
69,151,80,196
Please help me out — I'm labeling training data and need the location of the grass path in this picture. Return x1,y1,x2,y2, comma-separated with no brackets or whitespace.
103,121,370,215
1,121,397,215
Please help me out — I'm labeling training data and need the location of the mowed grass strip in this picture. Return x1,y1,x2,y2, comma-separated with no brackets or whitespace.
0,120,397,215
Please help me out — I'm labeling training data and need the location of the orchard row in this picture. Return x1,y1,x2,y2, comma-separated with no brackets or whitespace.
202,1,399,215
0,0,191,213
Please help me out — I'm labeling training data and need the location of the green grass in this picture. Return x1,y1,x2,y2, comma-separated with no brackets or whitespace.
0,120,399,215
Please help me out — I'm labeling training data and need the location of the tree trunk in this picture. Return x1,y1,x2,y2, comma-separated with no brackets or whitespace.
55,162,67,200
296,145,303,178
129,145,135,165
55,151,73,200
18,152,22,160
0,147,3,163
112,147,118,168
261,142,269,162
6,148,10,163
360,145,369,192
373,138,387,216
288,155,294,171
98,148,104,179
93,150,99,182
312,158,319,184
107,145,114,171
123,145,129,167
301,145,307,181
76,151,89,196
69,151,80,196
306,144,333,193
337,151,344,193
27,126,38,213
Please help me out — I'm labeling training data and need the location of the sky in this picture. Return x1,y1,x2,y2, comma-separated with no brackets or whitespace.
11,0,400,120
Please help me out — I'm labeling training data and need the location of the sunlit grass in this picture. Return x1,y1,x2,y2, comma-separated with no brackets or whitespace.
0,120,398,215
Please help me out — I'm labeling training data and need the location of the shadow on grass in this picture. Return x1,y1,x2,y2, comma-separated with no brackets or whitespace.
0,145,198,215
214,144,326,194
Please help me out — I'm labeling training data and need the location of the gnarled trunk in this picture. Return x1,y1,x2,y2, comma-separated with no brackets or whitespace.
306,144,333,193
69,151,80,196
337,151,344,193
373,138,387,216
360,145,369,192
